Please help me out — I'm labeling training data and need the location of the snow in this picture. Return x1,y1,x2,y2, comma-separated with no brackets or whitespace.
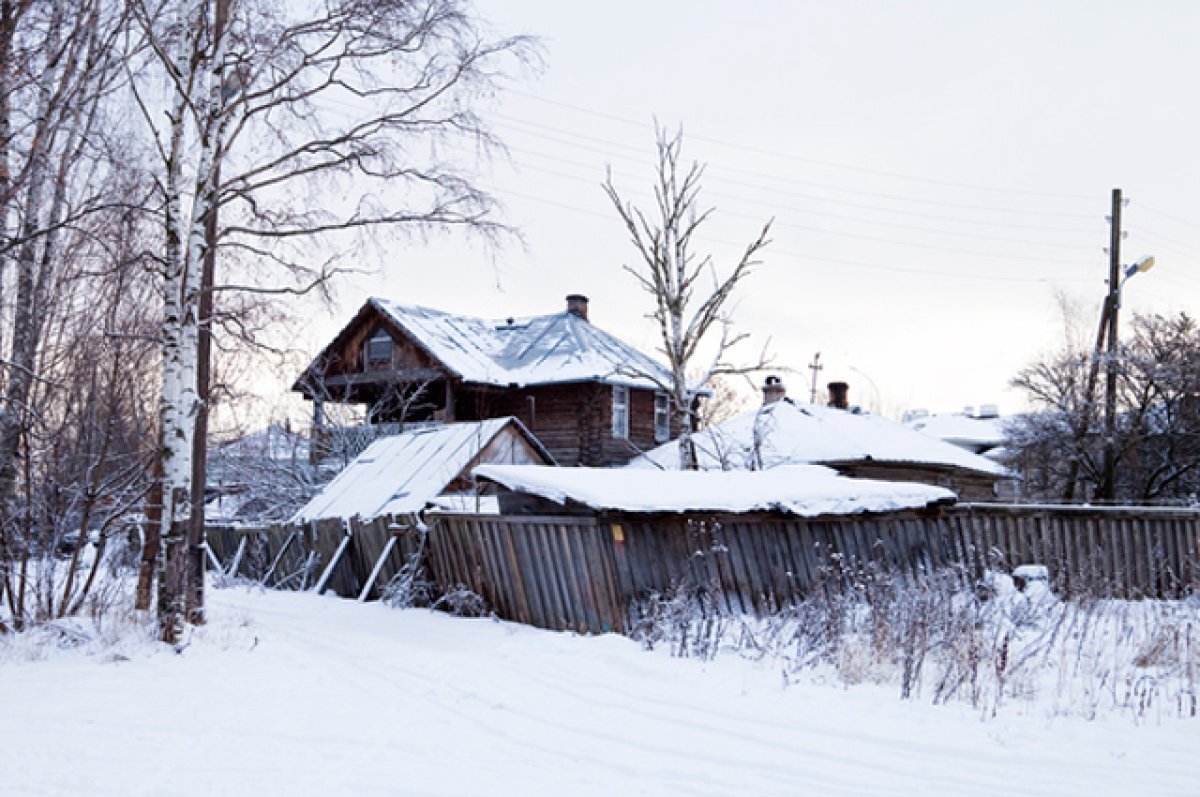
474,463,956,516
293,418,537,523
370,299,674,389
633,398,1010,478
906,412,1009,453
2,586,1196,797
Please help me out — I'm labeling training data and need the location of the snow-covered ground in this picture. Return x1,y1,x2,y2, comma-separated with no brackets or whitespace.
2,587,1197,797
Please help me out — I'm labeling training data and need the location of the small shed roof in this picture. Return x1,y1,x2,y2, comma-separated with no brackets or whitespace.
632,399,1009,478
474,463,956,517
293,418,551,523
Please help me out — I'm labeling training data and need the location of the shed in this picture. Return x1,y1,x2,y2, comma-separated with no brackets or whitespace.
293,418,553,523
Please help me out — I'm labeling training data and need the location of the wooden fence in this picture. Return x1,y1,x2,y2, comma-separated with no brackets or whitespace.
206,503,1200,634
206,515,425,602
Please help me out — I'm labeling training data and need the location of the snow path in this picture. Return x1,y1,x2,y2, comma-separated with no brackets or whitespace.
2,588,1196,796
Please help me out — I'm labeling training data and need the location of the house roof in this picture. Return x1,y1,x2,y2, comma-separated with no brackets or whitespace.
630,399,1009,478
292,418,552,523
473,463,956,517
300,298,676,391
905,413,1008,451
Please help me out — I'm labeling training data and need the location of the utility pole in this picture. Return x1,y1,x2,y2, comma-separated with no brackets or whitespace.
808,352,822,404
1101,187,1122,501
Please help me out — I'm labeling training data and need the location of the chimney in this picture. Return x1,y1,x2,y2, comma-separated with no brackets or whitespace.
565,294,589,321
827,381,849,410
762,375,787,405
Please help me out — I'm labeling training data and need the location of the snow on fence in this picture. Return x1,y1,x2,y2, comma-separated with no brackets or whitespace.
206,504,1200,634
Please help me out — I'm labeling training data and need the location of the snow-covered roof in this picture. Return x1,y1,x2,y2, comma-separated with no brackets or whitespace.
293,418,548,523
631,399,1009,478
368,299,674,389
906,413,1008,451
474,463,956,517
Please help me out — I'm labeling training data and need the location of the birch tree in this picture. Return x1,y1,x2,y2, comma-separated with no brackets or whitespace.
604,126,771,469
129,0,532,640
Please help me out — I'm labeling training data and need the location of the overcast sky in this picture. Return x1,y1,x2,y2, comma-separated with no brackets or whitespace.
299,1,1200,420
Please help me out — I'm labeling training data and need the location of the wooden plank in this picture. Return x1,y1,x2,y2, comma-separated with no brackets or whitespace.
497,519,533,625
479,520,515,621
710,519,747,615
736,518,770,614
202,542,223,573
512,521,553,629
314,531,351,595
561,522,600,633
776,518,809,602
357,534,399,602
525,522,565,629
552,522,589,632
591,524,626,632
227,536,249,579
469,518,502,614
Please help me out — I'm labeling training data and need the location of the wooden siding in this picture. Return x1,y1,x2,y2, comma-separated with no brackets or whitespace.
833,461,1000,500
461,383,662,467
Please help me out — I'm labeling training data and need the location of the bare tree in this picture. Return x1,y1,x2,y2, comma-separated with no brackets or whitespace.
1008,310,1200,503
0,1,158,633
127,0,534,640
604,125,771,469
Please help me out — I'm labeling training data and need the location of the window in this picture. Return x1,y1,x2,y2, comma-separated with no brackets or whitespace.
654,393,670,442
611,385,629,439
365,330,393,369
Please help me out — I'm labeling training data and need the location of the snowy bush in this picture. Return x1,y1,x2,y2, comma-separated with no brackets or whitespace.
629,564,1199,721
380,549,436,609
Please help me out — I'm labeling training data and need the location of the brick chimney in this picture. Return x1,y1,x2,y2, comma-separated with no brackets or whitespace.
762,375,787,405
827,381,849,410
565,294,589,321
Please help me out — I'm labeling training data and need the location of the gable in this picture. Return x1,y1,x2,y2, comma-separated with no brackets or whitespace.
293,302,444,394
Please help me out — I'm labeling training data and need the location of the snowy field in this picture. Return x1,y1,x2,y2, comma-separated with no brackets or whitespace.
2,586,1198,797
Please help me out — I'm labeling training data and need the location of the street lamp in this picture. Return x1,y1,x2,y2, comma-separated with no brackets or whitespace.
1100,253,1156,501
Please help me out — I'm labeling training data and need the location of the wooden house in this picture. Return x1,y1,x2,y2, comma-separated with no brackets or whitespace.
293,295,682,467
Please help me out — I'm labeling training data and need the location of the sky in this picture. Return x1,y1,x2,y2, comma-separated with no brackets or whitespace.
288,1,1200,421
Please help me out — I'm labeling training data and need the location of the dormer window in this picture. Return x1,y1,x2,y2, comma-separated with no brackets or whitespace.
365,330,394,369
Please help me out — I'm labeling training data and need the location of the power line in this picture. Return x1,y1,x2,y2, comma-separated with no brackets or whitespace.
493,115,1101,220
1135,202,1200,232
1128,226,1200,260
504,157,1097,265
505,143,1097,247
507,89,1098,201
501,187,1096,285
